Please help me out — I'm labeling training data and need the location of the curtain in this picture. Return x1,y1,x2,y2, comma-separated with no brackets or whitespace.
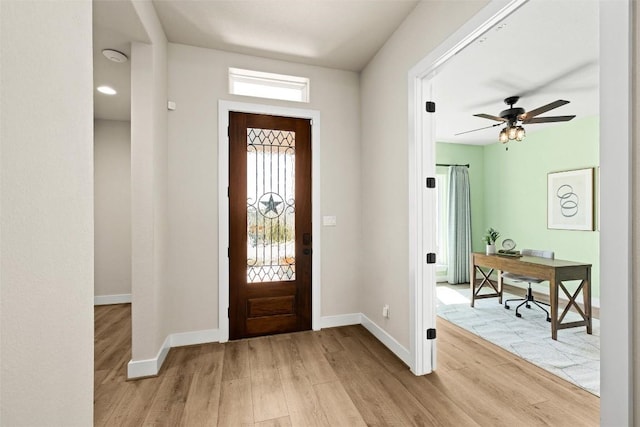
447,166,471,284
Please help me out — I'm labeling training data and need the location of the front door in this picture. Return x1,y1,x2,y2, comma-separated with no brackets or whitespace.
228,112,312,340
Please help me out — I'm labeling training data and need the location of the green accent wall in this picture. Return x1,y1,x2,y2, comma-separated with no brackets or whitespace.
437,116,600,298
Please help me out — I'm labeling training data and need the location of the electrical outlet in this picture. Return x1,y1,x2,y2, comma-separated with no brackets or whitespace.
382,304,390,318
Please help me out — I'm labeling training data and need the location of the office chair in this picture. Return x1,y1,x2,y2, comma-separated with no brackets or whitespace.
503,249,554,322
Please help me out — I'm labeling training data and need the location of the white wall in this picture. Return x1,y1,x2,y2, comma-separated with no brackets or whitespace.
0,0,94,424
94,120,131,299
166,44,362,334
634,4,640,423
130,1,169,363
360,0,490,348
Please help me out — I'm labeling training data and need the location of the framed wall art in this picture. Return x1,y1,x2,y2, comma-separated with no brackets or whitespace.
547,167,594,231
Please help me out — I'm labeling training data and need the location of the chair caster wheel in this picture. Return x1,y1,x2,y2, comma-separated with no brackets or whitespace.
516,313,522,318
526,304,531,309
546,318,551,322
505,304,510,309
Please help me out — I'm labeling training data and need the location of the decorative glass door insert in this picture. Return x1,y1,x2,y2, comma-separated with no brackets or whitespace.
246,128,296,283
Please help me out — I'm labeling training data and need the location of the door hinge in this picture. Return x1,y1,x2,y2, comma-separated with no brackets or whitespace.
426,328,436,340
426,253,436,264
425,101,436,113
426,177,436,188
227,186,229,197
227,126,230,137
227,307,230,318
227,247,230,258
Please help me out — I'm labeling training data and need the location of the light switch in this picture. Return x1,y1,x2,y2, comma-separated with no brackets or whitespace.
322,216,337,226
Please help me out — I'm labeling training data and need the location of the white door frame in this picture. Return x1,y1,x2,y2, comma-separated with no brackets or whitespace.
218,100,322,342
408,1,633,424
407,0,527,377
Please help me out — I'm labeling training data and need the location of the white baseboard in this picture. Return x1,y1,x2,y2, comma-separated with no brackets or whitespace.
127,328,220,379
170,329,220,347
127,335,170,379
94,293,132,305
319,313,362,329
360,314,411,367
127,314,412,378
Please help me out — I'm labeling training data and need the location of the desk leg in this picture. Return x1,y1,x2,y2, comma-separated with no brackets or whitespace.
470,261,477,308
550,278,558,340
584,268,592,335
497,270,503,304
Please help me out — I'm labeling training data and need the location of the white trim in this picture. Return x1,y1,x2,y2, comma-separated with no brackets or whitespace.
94,293,132,305
170,329,220,347
127,329,220,379
127,335,170,379
125,312,408,378
319,313,362,329
218,100,322,342
599,1,632,424
361,314,411,367
407,0,527,376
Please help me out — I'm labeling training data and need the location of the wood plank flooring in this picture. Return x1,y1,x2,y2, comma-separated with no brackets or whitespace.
94,304,599,426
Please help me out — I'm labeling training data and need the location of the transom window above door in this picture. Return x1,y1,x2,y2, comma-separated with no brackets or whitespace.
229,68,310,103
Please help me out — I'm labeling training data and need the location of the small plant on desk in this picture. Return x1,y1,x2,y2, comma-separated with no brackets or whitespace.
484,227,500,255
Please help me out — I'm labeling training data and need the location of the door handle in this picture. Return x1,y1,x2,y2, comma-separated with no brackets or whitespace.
303,248,312,255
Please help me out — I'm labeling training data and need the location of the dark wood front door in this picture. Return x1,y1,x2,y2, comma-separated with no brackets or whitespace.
229,112,312,340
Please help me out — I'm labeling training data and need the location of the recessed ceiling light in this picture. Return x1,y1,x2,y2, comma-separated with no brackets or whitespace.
97,86,117,95
102,49,128,63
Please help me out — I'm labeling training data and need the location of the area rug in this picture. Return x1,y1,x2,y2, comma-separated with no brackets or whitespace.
437,284,600,396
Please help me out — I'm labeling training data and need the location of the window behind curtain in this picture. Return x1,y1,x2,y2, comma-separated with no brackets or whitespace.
435,172,449,282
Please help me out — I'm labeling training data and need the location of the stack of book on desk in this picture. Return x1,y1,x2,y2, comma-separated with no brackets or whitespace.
497,250,522,257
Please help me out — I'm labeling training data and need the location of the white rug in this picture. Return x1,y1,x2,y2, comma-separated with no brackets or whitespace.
437,284,600,396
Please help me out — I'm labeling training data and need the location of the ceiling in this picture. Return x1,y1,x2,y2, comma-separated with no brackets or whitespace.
93,0,599,136
433,0,599,145
93,0,419,121
93,0,148,121
151,0,420,72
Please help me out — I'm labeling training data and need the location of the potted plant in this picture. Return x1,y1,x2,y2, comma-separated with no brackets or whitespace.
484,227,500,255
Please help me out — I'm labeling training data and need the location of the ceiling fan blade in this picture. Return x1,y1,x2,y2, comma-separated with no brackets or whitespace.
455,122,502,136
522,115,576,124
520,100,570,120
473,113,507,122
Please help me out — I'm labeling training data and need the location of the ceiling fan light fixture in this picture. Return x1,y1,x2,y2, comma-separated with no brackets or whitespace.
468,97,574,144
499,128,509,143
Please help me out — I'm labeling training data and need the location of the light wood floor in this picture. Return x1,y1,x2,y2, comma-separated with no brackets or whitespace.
95,304,599,426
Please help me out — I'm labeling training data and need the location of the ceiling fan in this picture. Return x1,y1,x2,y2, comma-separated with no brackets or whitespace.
456,96,576,143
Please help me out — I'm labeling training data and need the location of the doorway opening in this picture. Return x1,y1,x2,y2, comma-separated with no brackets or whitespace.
408,0,631,422
432,0,601,395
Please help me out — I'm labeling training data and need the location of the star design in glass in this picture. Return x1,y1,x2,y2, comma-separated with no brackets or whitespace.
260,194,282,215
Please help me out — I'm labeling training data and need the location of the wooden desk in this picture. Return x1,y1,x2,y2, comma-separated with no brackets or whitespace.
470,252,592,340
